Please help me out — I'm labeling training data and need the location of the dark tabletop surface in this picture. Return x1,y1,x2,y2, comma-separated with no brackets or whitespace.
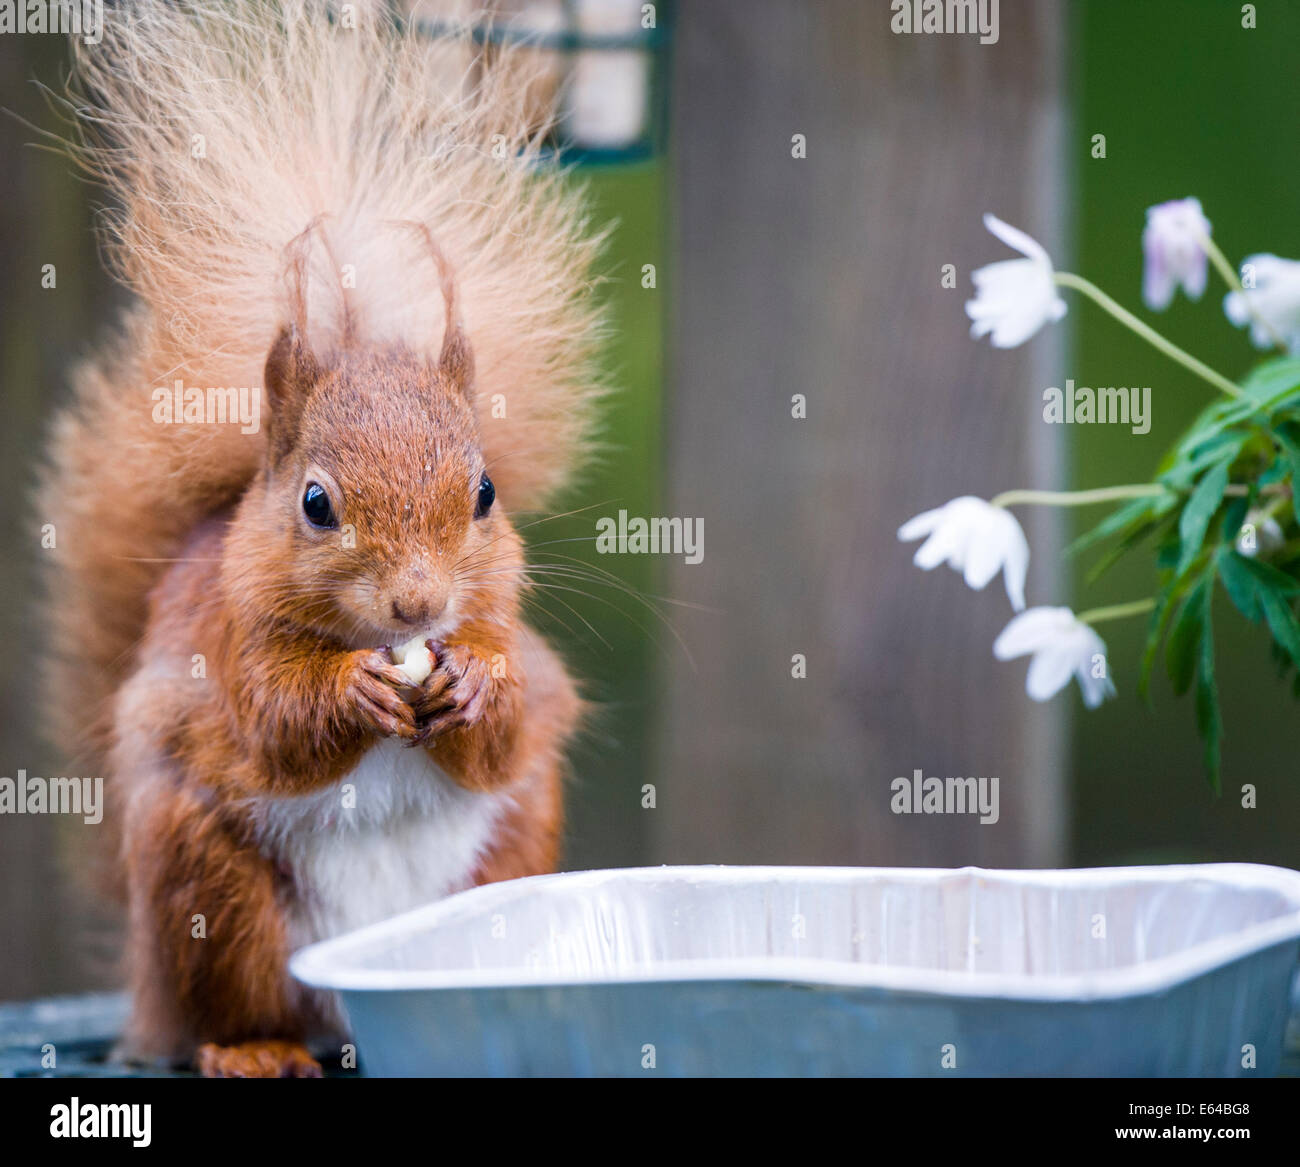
3,984,1298,1078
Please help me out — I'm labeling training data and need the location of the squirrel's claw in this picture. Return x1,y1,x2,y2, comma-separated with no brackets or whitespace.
408,644,492,744
346,649,418,740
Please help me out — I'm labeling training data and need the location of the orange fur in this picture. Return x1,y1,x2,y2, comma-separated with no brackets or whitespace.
197,1041,324,1079
41,0,606,797
37,0,601,1071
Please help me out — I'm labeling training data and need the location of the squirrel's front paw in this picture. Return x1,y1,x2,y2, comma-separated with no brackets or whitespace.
343,649,418,741
409,642,494,744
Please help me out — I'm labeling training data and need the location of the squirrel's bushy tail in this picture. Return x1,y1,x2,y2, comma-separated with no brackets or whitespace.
40,0,606,826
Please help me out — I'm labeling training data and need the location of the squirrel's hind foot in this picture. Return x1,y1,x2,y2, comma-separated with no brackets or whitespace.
197,1040,323,1078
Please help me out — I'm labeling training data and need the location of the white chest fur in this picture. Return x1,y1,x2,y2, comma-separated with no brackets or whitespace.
248,740,508,946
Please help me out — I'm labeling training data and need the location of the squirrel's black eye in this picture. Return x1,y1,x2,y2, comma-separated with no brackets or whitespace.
475,473,495,519
302,482,336,528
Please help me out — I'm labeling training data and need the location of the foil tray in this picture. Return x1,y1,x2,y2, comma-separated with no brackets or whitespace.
289,863,1300,1076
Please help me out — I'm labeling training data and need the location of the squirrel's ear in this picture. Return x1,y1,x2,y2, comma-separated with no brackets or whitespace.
437,322,475,398
263,325,320,461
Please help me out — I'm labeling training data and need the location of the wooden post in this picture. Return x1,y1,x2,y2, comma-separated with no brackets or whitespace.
0,33,122,999
651,0,1067,867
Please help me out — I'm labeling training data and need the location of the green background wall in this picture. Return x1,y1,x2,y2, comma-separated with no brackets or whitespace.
1071,0,1300,865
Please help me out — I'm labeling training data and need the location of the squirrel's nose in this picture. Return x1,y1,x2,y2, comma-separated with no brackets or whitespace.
388,568,450,629
390,599,433,627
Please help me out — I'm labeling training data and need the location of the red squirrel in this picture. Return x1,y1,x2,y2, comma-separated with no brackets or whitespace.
39,1,606,1077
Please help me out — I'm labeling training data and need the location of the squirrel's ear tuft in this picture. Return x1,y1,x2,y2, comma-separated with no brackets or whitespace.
438,322,476,399
263,325,321,461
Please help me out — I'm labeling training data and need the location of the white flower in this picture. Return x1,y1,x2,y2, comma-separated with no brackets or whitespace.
898,496,1029,611
966,214,1067,348
993,607,1116,709
1236,512,1284,558
1142,197,1210,311
1223,254,1300,352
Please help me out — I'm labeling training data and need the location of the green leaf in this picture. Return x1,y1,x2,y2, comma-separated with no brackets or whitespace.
1160,431,1247,492
1158,401,1246,475
1068,493,1175,558
1155,532,1182,570
1139,585,1180,704
1260,589,1300,670
1194,585,1222,795
1084,512,1176,585
1258,452,1289,487
1215,547,1300,632
1217,550,1262,622
1273,421,1300,526
1239,355,1300,407
1177,461,1230,575
1141,552,1211,701
1155,359,1300,490
1219,495,1252,547
1235,552,1300,595
1167,575,1209,696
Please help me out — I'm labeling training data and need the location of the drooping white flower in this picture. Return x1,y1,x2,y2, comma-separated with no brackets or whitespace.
993,607,1116,709
1142,197,1211,311
1223,254,1300,352
898,496,1029,611
966,214,1067,348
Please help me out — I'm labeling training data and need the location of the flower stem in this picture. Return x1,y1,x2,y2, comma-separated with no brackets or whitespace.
1200,233,1243,295
1054,270,1245,400
1076,598,1157,626
991,484,1170,509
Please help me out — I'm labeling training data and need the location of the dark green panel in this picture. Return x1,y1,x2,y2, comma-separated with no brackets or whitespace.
527,162,664,871
1073,0,1300,864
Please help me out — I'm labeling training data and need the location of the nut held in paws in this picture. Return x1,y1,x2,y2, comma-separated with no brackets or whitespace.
390,634,435,685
